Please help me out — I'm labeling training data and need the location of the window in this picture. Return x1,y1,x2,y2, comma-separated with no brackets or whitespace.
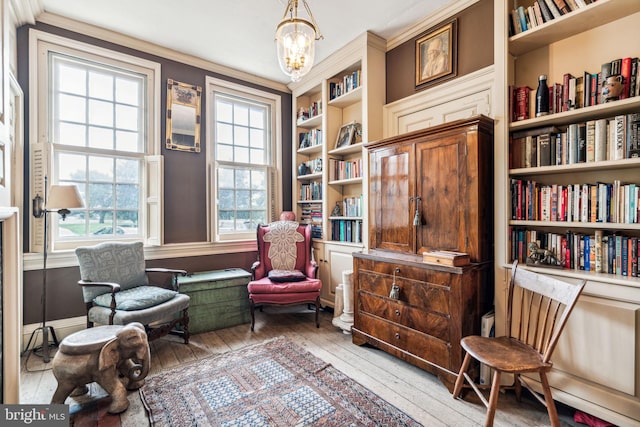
32,31,161,251
207,77,281,241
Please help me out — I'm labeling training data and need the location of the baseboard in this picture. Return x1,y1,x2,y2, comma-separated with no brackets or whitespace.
22,316,86,352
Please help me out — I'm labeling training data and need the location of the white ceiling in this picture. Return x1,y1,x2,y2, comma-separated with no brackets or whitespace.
37,0,456,85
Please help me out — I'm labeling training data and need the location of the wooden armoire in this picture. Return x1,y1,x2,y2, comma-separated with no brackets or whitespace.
352,115,494,391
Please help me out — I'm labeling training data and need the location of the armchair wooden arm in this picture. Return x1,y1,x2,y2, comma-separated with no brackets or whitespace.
77,280,122,325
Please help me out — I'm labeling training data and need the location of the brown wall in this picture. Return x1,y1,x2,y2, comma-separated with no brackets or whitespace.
18,22,291,323
386,0,494,104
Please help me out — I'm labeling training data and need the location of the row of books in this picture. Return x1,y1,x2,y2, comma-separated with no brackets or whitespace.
337,195,363,218
510,228,640,277
330,219,362,244
510,114,640,168
511,57,640,121
329,69,361,101
329,158,362,181
299,203,322,239
298,129,322,149
300,182,322,201
510,0,595,37
510,179,640,224
297,100,322,124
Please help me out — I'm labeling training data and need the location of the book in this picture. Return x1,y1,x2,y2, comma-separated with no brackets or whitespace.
630,58,639,100
538,134,552,166
536,0,554,22
611,58,622,76
511,9,523,34
575,76,584,109
565,0,579,11
583,71,591,108
517,6,528,32
567,76,577,110
621,57,632,99
577,123,587,163
562,73,573,112
422,250,471,266
585,120,596,162
627,113,640,158
543,0,562,18
533,1,545,25
613,115,626,160
594,118,608,162
552,0,571,14
567,123,578,164
515,86,531,121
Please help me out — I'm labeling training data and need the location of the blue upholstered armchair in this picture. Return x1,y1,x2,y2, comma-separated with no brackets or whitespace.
75,241,190,343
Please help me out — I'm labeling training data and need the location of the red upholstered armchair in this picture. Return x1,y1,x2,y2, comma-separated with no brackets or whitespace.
247,218,322,331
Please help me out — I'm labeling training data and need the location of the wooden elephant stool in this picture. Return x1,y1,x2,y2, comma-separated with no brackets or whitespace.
51,322,150,414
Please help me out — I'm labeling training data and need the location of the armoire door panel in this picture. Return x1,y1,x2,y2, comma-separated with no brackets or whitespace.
369,145,415,253
415,136,468,254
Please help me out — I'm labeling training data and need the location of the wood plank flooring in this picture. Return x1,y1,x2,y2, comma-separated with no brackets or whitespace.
21,307,582,426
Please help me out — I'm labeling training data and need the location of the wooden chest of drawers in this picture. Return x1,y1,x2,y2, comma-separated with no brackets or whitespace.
352,250,488,391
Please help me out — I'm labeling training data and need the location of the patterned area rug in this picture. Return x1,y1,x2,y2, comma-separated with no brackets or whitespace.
140,336,422,426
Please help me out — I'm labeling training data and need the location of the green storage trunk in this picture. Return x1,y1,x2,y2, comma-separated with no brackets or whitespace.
177,268,252,334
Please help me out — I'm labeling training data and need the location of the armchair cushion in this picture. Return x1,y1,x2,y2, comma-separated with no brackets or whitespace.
76,241,148,300
267,269,306,283
92,286,178,311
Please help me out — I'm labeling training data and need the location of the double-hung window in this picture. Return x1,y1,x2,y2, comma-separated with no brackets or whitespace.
32,31,161,251
207,77,281,242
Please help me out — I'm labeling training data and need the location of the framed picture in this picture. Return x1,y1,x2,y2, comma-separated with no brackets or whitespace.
415,19,457,88
166,79,202,152
335,122,356,149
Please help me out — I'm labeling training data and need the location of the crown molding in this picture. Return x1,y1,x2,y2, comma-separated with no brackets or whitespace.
10,0,42,25
386,0,479,51
34,12,291,94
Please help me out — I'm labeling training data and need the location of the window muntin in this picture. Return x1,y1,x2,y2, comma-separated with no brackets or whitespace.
211,87,279,241
49,52,147,242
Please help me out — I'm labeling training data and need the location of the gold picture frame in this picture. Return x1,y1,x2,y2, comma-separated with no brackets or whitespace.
166,79,202,152
415,19,457,88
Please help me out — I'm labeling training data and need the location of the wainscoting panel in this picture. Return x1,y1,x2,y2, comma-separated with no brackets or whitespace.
383,65,494,137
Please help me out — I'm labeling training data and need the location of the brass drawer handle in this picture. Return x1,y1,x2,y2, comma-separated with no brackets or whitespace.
395,309,400,316
395,333,401,340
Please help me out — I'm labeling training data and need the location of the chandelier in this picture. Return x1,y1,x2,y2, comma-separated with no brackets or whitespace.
275,0,323,82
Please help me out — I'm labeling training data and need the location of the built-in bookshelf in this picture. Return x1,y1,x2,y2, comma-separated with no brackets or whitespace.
498,1,640,424
290,32,385,307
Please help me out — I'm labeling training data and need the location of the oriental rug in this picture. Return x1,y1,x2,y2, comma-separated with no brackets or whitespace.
140,336,422,426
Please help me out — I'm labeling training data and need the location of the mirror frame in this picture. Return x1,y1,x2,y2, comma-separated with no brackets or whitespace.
166,79,202,152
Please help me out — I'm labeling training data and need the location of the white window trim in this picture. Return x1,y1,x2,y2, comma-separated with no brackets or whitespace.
206,76,283,243
28,29,162,252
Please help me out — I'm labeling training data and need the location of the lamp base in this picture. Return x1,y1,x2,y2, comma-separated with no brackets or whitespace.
24,325,60,363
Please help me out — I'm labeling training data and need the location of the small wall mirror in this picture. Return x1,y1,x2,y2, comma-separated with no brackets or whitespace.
166,79,202,152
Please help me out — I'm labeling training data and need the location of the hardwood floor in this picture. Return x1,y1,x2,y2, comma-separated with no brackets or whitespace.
21,308,582,426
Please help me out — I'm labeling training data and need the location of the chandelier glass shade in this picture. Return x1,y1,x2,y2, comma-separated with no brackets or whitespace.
275,0,322,82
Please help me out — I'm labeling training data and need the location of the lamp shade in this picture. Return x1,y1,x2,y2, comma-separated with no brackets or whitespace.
275,0,321,82
276,18,316,82
46,185,84,210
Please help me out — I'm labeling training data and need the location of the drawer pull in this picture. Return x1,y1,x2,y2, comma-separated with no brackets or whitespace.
395,309,400,316
395,333,401,340
389,267,401,300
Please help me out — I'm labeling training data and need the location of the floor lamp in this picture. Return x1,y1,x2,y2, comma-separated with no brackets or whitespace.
26,176,84,363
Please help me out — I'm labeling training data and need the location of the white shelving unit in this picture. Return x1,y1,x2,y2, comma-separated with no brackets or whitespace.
496,1,640,424
290,32,385,307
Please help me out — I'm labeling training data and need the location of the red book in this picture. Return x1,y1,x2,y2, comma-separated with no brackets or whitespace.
621,57,632,99
516,86,532,121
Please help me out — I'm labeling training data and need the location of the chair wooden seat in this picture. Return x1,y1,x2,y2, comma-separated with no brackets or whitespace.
461,336,552,373
453,261,585,427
